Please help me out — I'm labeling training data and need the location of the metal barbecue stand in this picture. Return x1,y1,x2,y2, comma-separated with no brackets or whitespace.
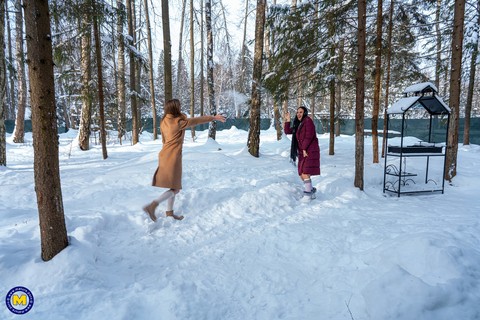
383,82,451,196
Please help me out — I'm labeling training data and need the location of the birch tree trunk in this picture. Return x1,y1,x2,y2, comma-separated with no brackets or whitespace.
434,0,442,92
327,1,336,156
162,0,173,101
335,38,344,137
78,2,93,151
372,0,383,164
143,0,157,140
13,0,27,144
24,0,68,261
200,0,205,116
0,0,5,166
463,1,479,146
219,0,234,96
93,0,108,160
445,0,465,181
381,0,394,158
354,0,367,190
311,1,319,124
206,0,217,139
127,0,139,144
5,0,15,121
189,0,196,140
117,0,127,144
239,0,249,104
247,0,266,157
134,3,141,128
176,0,187,99
109,5,118,135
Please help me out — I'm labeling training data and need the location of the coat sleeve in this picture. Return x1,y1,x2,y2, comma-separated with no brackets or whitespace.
284,122,293,134
297,118,316,151
179,115,215,130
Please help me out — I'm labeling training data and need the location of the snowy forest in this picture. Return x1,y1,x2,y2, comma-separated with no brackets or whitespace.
0,0,479,260
1,0,479,141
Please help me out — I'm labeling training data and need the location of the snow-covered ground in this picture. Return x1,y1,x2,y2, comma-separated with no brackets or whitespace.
1,126,479,320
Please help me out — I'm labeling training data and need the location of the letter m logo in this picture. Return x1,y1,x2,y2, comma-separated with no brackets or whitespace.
12,294,27,306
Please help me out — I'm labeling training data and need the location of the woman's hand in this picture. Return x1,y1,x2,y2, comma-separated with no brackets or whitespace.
214,114,227,122
284,111,291,122
303,150,308,157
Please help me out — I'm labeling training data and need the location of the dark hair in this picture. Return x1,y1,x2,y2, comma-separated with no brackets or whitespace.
289,107,309,163
299,106,308,117
292,106,308,129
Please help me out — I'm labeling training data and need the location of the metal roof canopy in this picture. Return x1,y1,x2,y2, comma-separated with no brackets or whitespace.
387,82,451,115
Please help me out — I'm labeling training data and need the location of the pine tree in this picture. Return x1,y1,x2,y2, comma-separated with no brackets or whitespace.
355,0,367,190
24,0,68,261
445,0,466,180
247,0,266,157
93,0,107,159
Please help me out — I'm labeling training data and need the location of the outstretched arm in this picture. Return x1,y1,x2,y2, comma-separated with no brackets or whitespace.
182,114,226,129
212,114,226,122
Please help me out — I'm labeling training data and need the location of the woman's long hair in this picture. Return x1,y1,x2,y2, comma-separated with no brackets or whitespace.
162,99,186,120
290,106,308,163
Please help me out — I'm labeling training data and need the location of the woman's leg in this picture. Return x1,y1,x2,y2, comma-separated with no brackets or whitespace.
153,189,175,204
166,193,175,211
166,189,180,211
143,189,176,222
301,174,312,193
166,189,184,220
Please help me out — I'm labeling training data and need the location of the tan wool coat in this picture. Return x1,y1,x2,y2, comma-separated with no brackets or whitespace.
152,114,215,189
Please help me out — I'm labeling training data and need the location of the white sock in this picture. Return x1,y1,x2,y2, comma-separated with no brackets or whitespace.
167,194,176,211
154,190,175,204
304,179,312,193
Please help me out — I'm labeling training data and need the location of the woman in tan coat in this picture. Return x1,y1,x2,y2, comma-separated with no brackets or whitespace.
143,99,226,222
